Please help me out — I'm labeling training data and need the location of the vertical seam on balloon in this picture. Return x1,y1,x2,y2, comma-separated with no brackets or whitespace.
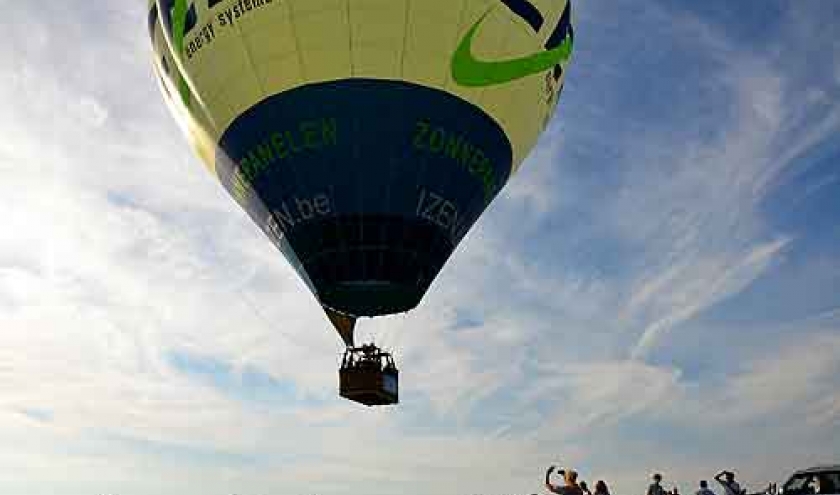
398,0,418,302
477,13,515,109
352,97,366,283
464,19,513,240
287,2,307,81
505,85,526,176
399,0,412,79
230,5,267,102
325,82,345,299
416,92,469,291
504,15,529,176
500,6,542,177
448,7,518,241
380,101,395,284
458,80,495,255
346,0,355,77
382,85,409,294
187,4,222,134
395,0,414,288
271,5,316,295
443,0,472,89
345,7,360,284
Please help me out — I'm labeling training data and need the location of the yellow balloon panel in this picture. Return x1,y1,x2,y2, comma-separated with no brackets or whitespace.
149,0,572,175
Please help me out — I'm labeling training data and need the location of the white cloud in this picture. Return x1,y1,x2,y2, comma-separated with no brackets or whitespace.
589,11,840,359
629,237,790,359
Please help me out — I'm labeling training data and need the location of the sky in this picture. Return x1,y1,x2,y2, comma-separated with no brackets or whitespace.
1,1,840,495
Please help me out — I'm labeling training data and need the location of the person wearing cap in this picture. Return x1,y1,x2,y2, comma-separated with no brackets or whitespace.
546,466,584,495
648,474,668,495
715,471,743,495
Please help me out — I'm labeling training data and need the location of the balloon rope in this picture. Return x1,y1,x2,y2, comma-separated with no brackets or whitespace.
197,222,324,358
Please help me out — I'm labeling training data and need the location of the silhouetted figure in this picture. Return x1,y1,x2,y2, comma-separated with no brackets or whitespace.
697,480,717,495
546,466,584,495
649,474,668,495
595,480,611,495
816,477,835,495
715,471,743,495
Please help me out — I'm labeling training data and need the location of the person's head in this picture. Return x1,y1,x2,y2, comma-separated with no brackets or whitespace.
701,481,708,489
581,481,589,490
812,476,834,494
596,480,610,495
673,487,680,494
725,472,735,483
566,470,579,486
654,474,663,484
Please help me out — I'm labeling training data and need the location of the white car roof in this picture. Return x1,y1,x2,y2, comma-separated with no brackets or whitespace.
792,466,840,476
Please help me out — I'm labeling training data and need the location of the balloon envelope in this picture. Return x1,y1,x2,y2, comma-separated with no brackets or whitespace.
149,0,573,318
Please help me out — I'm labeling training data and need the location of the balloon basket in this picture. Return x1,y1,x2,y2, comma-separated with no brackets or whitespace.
339,344,399,407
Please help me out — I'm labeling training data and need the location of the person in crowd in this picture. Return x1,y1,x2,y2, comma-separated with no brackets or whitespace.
594,480,611,495
648,474,668,495
581,481,593,495
715,471,744,495
697,480,717,495
546,466,584,495
815,476,836,494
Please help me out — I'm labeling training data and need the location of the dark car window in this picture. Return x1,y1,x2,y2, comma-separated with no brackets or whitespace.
785,472,840,495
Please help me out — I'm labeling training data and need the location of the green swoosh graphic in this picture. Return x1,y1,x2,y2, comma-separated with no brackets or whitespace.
170,0,192,107
451,10,573,88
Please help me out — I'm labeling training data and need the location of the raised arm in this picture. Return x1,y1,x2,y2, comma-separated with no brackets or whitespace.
546,466,560,494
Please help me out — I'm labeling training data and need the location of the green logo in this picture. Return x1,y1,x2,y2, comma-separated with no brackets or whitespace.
451,9,573,88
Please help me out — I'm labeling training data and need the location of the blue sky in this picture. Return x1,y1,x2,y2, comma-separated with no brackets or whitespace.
1,1,839,495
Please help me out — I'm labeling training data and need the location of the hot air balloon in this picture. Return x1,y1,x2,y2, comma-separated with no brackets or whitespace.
148,0,574,406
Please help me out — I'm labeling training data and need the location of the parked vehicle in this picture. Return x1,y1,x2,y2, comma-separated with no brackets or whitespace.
781,466,840,495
